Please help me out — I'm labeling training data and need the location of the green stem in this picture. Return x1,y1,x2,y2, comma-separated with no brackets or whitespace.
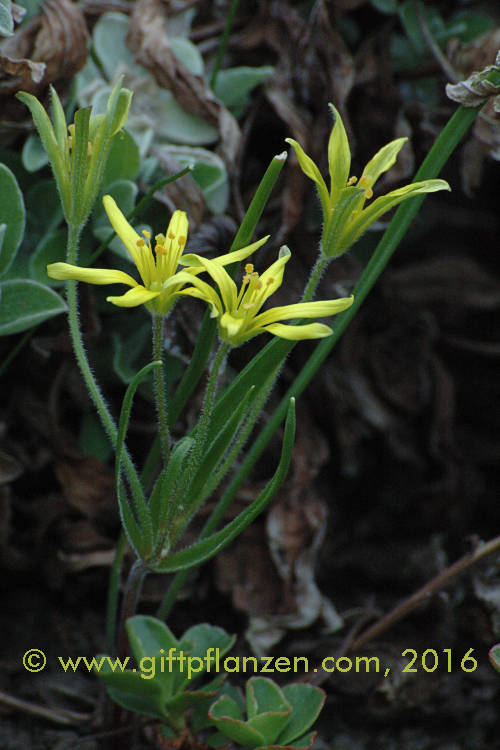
302,253,330,302
209,0,240,90
189,341,231,476
66,223,143,500
152,314,170,467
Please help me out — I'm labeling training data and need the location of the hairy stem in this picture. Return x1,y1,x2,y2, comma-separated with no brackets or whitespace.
152,313,171,467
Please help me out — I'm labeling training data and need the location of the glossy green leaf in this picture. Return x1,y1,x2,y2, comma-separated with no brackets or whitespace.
0,279,66,335
247,678,289,719
0,164,26,277
127,615,179,662
278,685,325,745
96,659,166,719
153,399,295,572
210,697,266,749
174,624,236,694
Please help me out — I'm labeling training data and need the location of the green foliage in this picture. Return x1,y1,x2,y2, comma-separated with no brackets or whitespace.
0,164,26,276
0,279,67,335
208,677,325,750
0,0,14,36
213,66,274,116
0,163,68,335
96,616,235,727
489,645,500,673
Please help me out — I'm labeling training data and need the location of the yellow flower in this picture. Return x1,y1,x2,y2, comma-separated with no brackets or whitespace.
47,196,269,316
176,246,354,346
285,104,450,258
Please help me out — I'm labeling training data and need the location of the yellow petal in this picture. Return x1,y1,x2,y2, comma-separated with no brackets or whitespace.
339,179,450,253
358,138,408,191
47,262,138,287
254,296,354,328
256,246,291,305
102,195,142,267
182,254,237,312
264,322,333,340
327,104,351,204
176,273,223,318
285,138,330,218
179,235,270,272
107,286,160,308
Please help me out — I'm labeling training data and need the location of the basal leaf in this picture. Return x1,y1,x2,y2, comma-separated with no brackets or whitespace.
0,279,66,335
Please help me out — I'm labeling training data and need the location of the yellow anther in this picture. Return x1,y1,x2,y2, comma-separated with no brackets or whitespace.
136,238,145,247
142,230,151,239
347,176,358,186
155,244,167,255
178,235,186,246
266,277,274,286
168,230,176,240
255,280,263,290
245,263,254,274
364,187,373,199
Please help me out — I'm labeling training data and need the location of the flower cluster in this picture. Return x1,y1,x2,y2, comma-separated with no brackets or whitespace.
286,104,450,257
47,196,353,345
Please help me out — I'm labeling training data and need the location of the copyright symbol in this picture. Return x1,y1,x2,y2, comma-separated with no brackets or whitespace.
23,649,46,672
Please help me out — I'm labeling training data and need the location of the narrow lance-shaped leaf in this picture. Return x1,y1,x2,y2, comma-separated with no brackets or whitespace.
186,385,256,506
338,179,450,253
149,436,195,541
16,92,70,217
153,398,296,572
327,104,351,204
50,86,69,155
115,360,159,557
69,107,91,225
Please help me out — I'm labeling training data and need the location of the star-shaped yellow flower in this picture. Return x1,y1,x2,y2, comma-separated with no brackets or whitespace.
175,246,354,346
47,196,269,316
286,104,450,258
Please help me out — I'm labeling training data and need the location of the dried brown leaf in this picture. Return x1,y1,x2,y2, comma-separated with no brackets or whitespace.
0,0,88,93
127,0,240,164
